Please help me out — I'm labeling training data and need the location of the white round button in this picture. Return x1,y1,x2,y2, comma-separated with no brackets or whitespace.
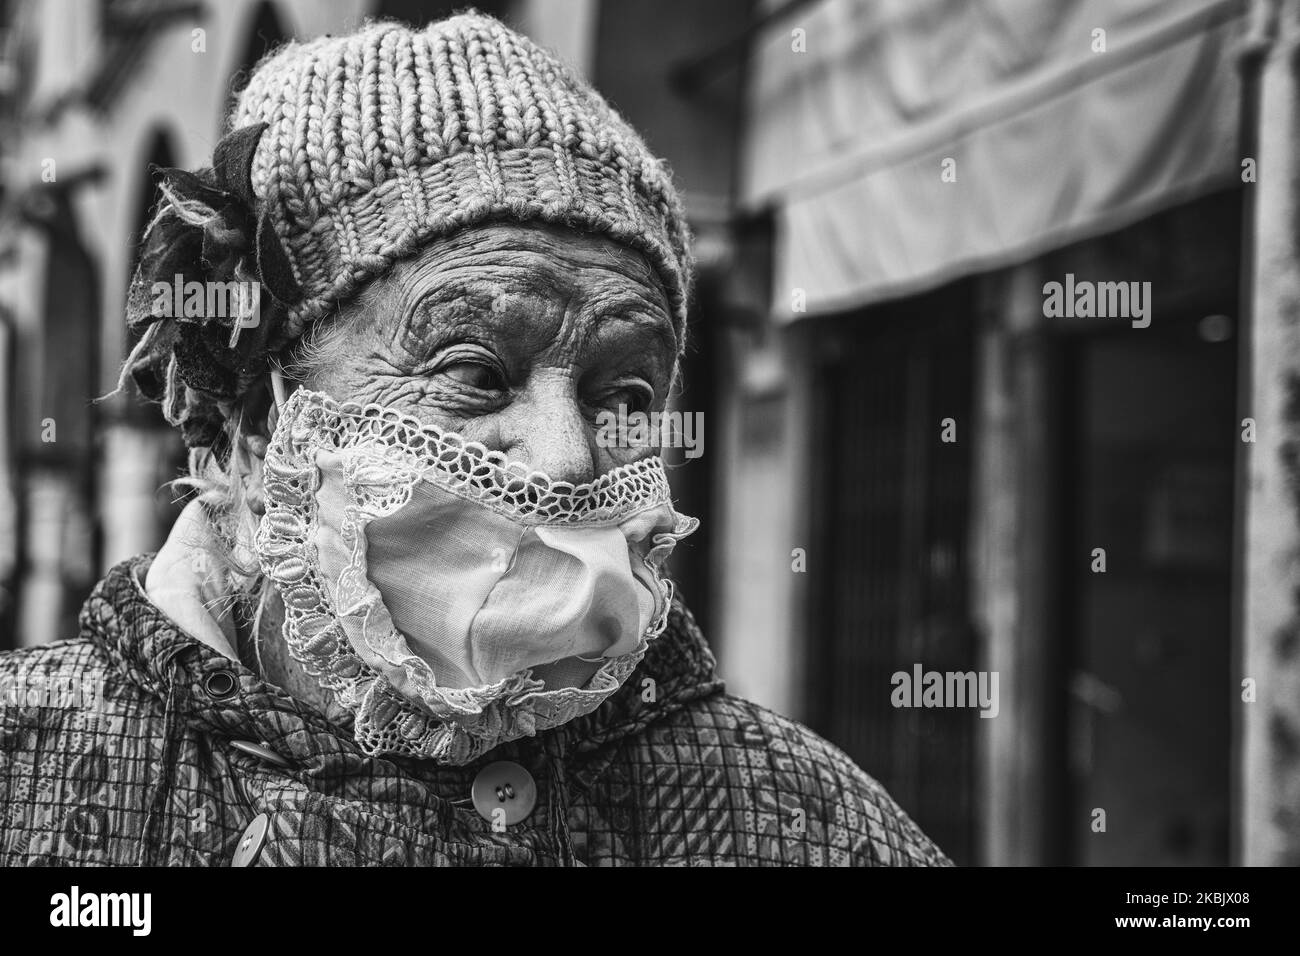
470,760,537,827
231,813,269,867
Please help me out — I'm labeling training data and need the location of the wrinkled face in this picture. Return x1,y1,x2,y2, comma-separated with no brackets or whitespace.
297,222,677,485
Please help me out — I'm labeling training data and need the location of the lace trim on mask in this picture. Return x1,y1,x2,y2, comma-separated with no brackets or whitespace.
257,387,698,765
269,387,674,526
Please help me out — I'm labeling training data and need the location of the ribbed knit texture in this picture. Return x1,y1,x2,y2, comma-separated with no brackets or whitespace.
229,13,693,344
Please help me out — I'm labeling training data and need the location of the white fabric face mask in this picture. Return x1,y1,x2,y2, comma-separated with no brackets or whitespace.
255,385,697,765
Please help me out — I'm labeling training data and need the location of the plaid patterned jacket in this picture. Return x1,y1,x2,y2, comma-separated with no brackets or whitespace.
0,555,949,866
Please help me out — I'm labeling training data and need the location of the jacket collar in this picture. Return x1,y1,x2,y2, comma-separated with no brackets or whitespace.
80,553,724,781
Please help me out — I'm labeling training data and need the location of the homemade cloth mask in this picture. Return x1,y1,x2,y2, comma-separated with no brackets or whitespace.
255,386,697,765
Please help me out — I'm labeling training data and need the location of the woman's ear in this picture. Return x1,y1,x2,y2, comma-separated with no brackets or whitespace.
236,376,276,515
242,375,275,440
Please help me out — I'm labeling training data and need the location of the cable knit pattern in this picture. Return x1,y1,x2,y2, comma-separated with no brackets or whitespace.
229,14,694,344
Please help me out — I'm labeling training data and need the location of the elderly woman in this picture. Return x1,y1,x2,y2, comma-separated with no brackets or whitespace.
0,14,946,866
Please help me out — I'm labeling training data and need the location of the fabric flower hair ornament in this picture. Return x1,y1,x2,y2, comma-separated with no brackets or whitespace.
123,123,302,458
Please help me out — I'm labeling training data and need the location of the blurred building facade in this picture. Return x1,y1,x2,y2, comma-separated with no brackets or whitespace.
724,0,1291,868
0,0,1295,867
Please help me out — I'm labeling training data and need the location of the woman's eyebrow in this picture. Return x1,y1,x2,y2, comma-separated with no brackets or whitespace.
393,280,535,351
410,279,507,317
586,299,677,356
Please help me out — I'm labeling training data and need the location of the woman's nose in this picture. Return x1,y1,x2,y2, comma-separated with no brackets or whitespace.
496,377,598,485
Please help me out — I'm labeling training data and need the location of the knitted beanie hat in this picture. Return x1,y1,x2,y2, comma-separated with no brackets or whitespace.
125,12,693,452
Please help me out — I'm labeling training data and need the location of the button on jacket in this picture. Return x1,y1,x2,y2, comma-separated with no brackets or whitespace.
0,555,950,867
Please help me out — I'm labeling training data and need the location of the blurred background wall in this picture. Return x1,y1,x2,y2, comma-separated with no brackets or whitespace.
1,0,1296,866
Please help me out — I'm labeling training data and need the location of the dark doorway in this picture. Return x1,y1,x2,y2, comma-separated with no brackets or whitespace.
1062,312,1235,865
805,280,978,865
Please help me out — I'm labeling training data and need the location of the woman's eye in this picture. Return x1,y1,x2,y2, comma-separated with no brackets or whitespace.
439,361,506,391
600,386,651,414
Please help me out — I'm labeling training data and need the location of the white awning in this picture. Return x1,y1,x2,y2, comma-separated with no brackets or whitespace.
742,0,1247,319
